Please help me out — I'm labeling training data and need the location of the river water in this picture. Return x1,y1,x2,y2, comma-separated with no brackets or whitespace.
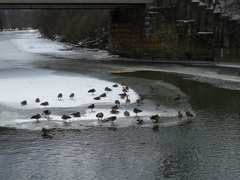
1,30,240,180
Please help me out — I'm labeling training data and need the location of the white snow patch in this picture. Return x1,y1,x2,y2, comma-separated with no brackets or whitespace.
0,68,139,110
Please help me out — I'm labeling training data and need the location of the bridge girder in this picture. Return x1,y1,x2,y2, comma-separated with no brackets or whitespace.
0,0,153,9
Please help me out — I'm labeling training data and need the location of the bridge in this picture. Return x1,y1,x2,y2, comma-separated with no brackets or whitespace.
0,0,153,9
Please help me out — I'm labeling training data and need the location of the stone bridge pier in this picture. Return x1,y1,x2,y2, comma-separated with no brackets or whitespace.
108,4,214,60
108,0,240,61
108,8,146,59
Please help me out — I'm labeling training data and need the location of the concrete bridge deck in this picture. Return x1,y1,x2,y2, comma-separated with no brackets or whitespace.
0,0,153,9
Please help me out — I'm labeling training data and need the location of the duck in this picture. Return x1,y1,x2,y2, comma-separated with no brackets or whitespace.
122,87,128,93
174,94,180,102
61,114,71,121
88,104,95,111
110,109,119,114
40,101,49,106
124,111,130,116
42,110,51,119
115,100,120,107
136,118,143,124
94,96,101,100
88,88,96,94
111,105,119,110
150,114,160,124
186,111,194,119
136,98,141,106
71,112,81,117
105,87,112,92
35,98,40,103
125,86,129,91
108,116,117,124
118,92,127,99
178,111,183,118
99,93,107,97
57,93,63,100
21,100,27,106
96,112,104,120
133,108,142,116
31,114,41,122
112,84,118,87
69,93,74,99
126,95,130,105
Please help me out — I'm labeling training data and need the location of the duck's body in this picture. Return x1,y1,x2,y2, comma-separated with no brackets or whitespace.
61,114,71,121
124,111,130,116
105,87,112,91
118,92,127,99
40,101,49,106
88,88,96,94
126,95,130,105
115,100,120,107
108,116,117,124
136,119,143,124
99,93,106,97
150,114,160,124
69,93,74,99
71,112,81,117
21,100,27,106
42,110,51,119
94,96,101,100
111,109,119,114
111,105,119,110
31,114,41,122
88,104,95,111
96,112,104,120
178,111,183,118
136,99,141,106
57,93,63,100
133,108,142,116
186,111,194,119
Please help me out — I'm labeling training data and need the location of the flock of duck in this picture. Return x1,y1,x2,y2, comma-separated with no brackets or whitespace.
20,82,194,135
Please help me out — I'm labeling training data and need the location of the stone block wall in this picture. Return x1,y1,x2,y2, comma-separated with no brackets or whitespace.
108,8,145,58
108,0,240,61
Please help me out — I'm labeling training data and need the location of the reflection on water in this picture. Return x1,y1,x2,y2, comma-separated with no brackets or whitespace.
120,70,240,114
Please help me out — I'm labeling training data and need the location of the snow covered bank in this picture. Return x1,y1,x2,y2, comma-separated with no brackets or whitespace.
8,29,117,61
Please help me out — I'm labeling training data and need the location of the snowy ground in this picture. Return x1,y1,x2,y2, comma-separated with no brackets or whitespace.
1,30,192,130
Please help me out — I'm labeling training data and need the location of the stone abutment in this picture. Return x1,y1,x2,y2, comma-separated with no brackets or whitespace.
108,0,240,61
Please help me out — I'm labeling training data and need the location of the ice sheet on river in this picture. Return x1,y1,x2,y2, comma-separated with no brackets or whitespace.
0,68,193,130
0,30,194,130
